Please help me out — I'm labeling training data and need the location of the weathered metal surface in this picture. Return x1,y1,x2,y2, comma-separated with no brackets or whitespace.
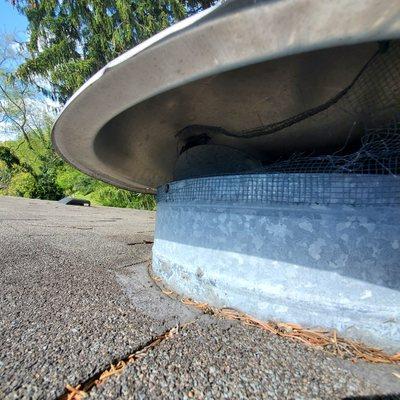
50,0,400,350
173,145,261,180
52,0,400,193
153,174,400,351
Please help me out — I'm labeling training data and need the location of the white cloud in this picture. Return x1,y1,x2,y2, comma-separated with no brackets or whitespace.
0,120,17,142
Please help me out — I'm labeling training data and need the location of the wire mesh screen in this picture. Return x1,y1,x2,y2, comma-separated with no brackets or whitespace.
158,42,400,207
158,116,400,206
157,174,400,206
262,116,400,175
233,41,400,139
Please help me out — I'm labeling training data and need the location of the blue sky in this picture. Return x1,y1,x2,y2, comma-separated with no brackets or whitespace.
0,2,35,142
0,0,27,34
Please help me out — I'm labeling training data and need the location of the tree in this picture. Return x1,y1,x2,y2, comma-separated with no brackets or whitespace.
0,34,56,148
11,0,216,103
0,145,22,169
2,0,215,207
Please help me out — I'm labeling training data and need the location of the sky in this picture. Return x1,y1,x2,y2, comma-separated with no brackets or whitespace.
0,1,28,142
0,1,27,34
0,2,56,143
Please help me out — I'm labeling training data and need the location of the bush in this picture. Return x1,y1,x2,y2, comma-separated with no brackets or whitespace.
33,152,64,200
1,134,156,210
0,160,12,191
56,164,156,210
90,185,156,210
6,172,36,198
34,168,63,200
56,165,98,196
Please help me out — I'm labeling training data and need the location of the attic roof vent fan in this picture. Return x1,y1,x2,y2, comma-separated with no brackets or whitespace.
53,0,400,351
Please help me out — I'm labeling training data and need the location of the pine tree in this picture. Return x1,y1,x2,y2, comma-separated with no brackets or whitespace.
11,0,216,103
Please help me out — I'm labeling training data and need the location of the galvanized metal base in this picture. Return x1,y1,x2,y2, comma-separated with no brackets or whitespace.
153,174,400,351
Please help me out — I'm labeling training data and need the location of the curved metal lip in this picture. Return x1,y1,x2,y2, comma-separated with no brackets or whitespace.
52,0,400,193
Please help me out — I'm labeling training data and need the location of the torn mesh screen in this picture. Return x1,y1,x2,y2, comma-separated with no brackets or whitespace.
235,41,400,139
158,43,400,206
262,116,400,175
158,116,400,206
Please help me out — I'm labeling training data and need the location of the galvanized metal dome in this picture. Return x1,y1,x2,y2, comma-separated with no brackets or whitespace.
52,0,400,193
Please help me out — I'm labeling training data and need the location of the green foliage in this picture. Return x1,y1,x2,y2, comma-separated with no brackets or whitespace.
0,144,36,177
56,165,97,196
90,185,156,210
12,0,216,102
1,0,214,209
0,132,156,209
0,160,13,192
56,164,156,210
6,171,36,198
34,150,64,200
0,135,63,200
0,146,20,168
